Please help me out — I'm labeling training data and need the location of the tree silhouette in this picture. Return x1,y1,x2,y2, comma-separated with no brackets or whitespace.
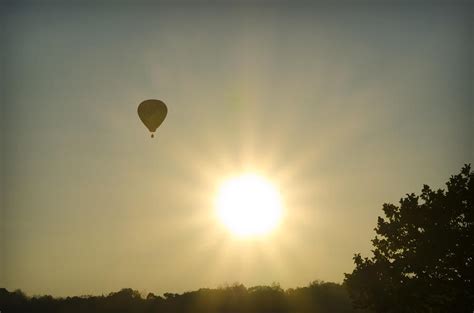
344,164,473,313
0,282,356,313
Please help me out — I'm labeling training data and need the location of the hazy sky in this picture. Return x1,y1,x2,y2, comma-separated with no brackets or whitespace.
1,1,472,297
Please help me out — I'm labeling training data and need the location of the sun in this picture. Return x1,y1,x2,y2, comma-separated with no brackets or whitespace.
215,173,284,237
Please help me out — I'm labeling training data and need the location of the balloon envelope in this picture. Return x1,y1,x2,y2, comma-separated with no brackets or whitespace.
137,99,167,136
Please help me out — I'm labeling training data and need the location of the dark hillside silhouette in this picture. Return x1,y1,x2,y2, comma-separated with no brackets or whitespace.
345,164,473,313
0,282,358,313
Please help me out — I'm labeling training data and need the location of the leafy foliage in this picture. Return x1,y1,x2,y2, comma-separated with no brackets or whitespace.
344,164,473,312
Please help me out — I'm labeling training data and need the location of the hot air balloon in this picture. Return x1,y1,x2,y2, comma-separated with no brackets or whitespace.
137,99,167,138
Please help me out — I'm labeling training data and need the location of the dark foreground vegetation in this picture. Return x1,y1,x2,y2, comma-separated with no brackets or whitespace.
0,281,358,313
1,165,472,313
345,164,473,312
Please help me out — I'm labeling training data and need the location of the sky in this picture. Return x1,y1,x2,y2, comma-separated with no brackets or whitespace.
1,1,473,297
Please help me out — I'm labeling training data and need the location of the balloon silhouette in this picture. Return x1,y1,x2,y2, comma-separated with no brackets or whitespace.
137,99,167,138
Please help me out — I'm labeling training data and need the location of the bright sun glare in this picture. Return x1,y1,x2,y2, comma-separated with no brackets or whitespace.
215,173,283,237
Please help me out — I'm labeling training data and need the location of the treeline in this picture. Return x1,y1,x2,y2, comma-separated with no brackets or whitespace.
0,281,360,313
